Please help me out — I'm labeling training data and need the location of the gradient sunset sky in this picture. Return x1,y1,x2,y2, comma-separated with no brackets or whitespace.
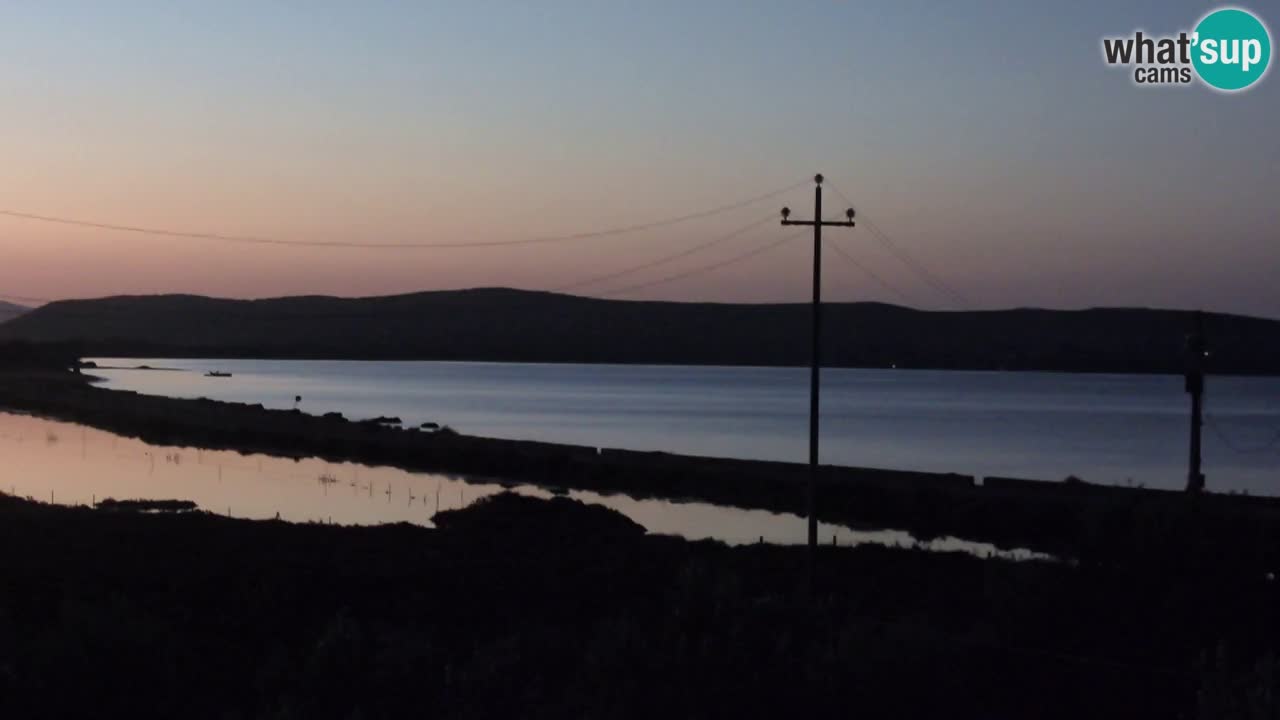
1,1,1276,316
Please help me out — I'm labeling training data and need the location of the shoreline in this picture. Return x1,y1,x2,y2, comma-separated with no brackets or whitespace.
81,351,1280,377
2,368,1278,716
4,368,1280,559
86,354,1280,381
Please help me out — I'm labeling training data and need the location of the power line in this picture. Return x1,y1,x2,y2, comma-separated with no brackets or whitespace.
3,216,781,307
552,214,775,293
1,225,797,309
19,221,809,305
582,204,851,305
0,179,808,250
826,239,916,306
861,218,969,307
825,182,970,308
1205,414,1280,455
13,229,796,309
595,228,806,297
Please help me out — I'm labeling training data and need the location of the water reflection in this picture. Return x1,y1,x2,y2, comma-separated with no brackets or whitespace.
0,411,1046,560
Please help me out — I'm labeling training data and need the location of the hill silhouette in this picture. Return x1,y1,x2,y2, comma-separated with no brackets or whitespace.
0,300,28,325
1,288,1276,374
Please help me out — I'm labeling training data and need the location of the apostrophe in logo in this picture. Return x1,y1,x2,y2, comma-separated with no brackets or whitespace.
1101,6,1271,92
1192,8,1271,91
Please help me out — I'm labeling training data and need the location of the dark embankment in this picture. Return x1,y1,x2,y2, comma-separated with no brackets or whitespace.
4,367,1280,567
3,288,1279,373
94,497,199,513
0,340,80,371
1,490,1277,718
432,491,648,539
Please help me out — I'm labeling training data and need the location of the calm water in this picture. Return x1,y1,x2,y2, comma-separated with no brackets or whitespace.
88,358,1280,494
0,411,1039,557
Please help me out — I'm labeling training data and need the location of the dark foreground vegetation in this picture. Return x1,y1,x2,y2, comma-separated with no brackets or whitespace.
3,288,1279,373
0,491,1277,719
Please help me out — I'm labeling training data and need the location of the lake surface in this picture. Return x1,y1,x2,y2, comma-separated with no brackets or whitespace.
88,358,1280,494
0,411,1040,557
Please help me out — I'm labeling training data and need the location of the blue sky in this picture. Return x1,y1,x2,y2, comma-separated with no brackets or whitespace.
0,1,1276,315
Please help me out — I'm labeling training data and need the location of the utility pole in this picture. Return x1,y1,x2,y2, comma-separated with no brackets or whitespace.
781,174,855,580
1185,311,1207,493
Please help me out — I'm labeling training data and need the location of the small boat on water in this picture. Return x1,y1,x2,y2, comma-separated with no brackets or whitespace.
204,371,233,378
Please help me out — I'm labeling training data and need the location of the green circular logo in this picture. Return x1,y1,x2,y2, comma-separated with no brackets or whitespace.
1193,8,1271,91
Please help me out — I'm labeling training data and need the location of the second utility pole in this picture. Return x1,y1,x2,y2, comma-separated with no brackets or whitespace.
1185,311,1208,493
781,173,855,576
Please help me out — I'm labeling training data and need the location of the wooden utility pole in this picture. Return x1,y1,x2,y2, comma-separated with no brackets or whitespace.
781,174,856,579
1185,311,1207,493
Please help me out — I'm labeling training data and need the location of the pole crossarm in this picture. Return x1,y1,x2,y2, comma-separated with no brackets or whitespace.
781,220,856,228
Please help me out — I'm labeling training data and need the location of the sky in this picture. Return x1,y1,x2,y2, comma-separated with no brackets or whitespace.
0,1,1276,316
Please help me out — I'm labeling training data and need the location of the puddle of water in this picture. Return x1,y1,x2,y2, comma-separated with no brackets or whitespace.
561,488,1049,559
0,411,1049,560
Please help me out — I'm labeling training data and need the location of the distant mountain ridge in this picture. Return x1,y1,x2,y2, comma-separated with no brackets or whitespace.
1,288,1277,374
0,300,29,325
